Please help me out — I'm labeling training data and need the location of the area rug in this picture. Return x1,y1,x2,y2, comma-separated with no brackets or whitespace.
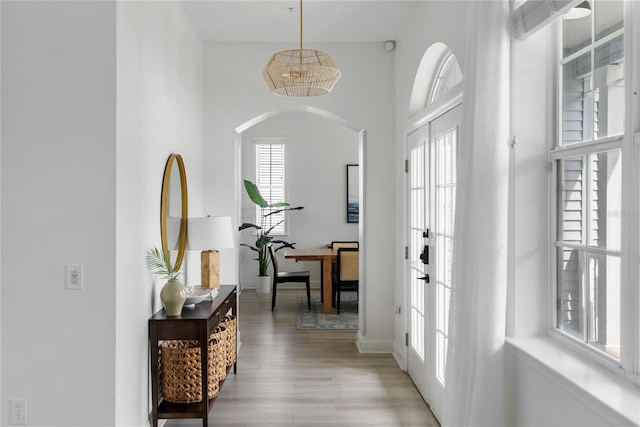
296,295,358,330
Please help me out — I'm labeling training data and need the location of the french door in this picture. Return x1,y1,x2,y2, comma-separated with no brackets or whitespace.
407,105,460,422
407,122,430,404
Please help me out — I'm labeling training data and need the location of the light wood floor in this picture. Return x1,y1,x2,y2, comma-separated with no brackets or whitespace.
166,289,439,427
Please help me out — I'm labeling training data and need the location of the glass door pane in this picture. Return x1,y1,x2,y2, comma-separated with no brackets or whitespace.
434,127,456,386
410,143,427,361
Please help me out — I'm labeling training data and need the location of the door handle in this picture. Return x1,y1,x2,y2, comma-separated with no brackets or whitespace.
418,274,430,283
419,245,429,265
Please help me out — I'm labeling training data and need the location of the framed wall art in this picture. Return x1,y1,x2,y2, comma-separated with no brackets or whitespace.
346,164,359,223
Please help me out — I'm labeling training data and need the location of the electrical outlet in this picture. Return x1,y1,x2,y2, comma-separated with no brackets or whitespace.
65,264,83,290
10,399,27,425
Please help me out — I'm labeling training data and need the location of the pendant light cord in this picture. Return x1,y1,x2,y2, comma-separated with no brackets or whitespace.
299,0,303,64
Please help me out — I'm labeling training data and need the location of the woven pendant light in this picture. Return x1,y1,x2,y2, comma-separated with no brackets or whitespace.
263,0,341,96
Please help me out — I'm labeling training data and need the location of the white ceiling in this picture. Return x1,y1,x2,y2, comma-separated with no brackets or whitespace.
181,1,421,43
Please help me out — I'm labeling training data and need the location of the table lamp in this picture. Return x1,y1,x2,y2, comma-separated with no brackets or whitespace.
187,215,234,289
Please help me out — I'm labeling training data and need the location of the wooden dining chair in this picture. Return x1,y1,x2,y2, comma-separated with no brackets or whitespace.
332,247,359,314
324,241,359,303
330,241,359,252
269,245,311,312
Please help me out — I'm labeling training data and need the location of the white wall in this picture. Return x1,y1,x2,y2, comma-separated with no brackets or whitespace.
0,1,203,426
1,2,117,425
514,355,622,426
203,41,395,350
115,2,203,426
511,21,554,339
239,112,358,289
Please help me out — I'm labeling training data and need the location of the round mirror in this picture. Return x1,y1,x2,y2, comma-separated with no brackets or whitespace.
160,154,188,270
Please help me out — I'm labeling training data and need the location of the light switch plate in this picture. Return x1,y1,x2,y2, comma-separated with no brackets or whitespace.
65,264,83,290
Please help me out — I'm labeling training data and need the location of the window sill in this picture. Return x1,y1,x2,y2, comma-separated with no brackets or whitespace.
506,337,640,426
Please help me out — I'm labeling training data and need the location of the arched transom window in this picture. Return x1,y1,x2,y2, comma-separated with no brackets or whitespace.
428,51,463,106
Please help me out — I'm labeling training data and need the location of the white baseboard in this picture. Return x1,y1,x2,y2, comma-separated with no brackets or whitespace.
393,341,407,371
356,336,394,353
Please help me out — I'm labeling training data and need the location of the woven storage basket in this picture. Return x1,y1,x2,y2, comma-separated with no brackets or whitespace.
220,314,237,366
209,325,228,382
159,337,224,403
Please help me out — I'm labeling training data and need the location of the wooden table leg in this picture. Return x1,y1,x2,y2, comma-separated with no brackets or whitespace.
322,256,332,314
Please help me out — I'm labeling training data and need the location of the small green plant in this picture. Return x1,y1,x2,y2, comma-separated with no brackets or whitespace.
145,247,181,280
239,180,304,276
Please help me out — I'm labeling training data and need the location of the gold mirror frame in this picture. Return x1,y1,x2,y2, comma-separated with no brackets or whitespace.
160,154,188,270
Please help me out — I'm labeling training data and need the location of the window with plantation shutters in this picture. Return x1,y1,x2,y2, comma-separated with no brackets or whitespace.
255,140,286,235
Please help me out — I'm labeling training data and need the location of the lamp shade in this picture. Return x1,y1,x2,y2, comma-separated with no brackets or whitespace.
187,216,234,250
263,49,341,97
563,1,591,20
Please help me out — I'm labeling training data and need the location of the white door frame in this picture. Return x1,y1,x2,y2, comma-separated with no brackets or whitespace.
403,91,462,394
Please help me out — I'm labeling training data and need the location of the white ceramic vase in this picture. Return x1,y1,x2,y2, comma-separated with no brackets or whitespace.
256,276,271,294
160,278,187,316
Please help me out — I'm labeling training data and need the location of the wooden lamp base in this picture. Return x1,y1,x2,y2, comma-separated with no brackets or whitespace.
201,250,220,289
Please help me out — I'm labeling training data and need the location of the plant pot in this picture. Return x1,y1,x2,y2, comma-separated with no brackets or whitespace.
256,276,271,294
160,278,187,316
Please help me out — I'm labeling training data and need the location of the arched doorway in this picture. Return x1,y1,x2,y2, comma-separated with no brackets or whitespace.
405,43,462,422
235,106,368,333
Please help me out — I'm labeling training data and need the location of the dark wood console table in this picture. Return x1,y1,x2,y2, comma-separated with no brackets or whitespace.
149,285,237,427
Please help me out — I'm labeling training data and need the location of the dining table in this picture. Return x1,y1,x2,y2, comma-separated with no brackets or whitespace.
284,247,335,314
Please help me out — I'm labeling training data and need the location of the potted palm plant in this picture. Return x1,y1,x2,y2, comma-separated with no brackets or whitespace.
239,180,303,293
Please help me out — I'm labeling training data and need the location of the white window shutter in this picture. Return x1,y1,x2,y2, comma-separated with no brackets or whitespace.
255,141,286,235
